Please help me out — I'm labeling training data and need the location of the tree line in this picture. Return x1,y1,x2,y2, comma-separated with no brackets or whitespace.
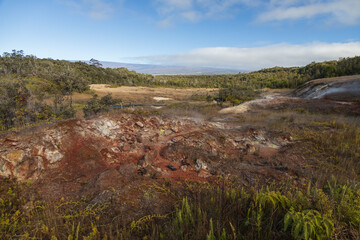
1,50,359,91
155,57,360,89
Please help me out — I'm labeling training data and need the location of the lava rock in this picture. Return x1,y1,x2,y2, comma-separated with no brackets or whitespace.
167,164,177,171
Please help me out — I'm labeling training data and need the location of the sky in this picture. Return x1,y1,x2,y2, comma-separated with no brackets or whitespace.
0,0,360,70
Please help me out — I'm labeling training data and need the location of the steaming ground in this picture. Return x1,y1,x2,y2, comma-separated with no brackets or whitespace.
293,74,360,101
220,75,360,115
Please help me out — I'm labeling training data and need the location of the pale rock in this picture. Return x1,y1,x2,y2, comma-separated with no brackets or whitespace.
0,158,11,177
4,150,25,166
136,121,144,128
195,159,208,171
45,149,63,164
93,119,119,138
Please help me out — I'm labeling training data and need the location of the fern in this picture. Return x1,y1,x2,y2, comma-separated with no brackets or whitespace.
206,218,216,240
284,208,334,240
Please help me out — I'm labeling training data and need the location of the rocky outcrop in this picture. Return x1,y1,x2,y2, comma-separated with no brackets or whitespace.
292,75,360,101
0,113,300,200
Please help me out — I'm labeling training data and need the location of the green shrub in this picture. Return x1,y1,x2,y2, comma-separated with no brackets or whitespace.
83,93,119,117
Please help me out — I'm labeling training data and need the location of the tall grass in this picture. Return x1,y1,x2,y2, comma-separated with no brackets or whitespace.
1,177,360,239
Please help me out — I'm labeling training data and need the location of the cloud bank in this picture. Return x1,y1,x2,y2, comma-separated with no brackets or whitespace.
58,0,360,25
258,0,360,25
153,0,360,26
141,42,360,70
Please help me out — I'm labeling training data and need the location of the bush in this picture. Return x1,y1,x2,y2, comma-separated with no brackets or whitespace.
83,93,119,117
218,87,260,105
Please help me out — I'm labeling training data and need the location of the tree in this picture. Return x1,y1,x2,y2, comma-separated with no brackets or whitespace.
89,58,102,68
83,93,119,118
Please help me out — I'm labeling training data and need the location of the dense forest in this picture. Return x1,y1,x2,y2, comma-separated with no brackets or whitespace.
0,50,360,130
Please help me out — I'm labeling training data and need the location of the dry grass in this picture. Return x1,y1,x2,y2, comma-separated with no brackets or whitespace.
234,109,360,183
77,85,218,104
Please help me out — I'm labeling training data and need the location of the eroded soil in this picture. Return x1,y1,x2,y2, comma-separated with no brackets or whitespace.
0,112,305,206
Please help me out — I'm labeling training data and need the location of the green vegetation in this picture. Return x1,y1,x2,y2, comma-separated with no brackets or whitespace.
191,87,260,105
155,56,360,89
0,77,74,131
2,176,360,239
1,50,358,127
83,93,119,118
288,120,360,182
217,87,260,105
0,50,154,90
1,50,360,91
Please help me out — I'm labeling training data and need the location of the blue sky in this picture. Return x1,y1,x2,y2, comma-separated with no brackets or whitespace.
0,0,360,70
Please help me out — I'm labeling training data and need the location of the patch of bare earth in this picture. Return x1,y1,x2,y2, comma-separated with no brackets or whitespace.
72,85,217,103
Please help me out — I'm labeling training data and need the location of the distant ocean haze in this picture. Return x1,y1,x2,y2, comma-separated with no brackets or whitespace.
75,60,242,75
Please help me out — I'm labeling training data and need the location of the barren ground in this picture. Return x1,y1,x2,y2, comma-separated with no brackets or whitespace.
71,85,217,104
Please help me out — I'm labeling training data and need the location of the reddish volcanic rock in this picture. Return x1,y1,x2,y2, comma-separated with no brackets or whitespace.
0,113,301,200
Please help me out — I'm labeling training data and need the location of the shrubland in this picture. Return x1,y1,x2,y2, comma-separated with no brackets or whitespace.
1,50,359,131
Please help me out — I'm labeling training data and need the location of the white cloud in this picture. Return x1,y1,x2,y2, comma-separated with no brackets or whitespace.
258,0,360,25
59,0,117,19
140,42,360,70
152,0,360,26
181,11,202,22
153,0,255,26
